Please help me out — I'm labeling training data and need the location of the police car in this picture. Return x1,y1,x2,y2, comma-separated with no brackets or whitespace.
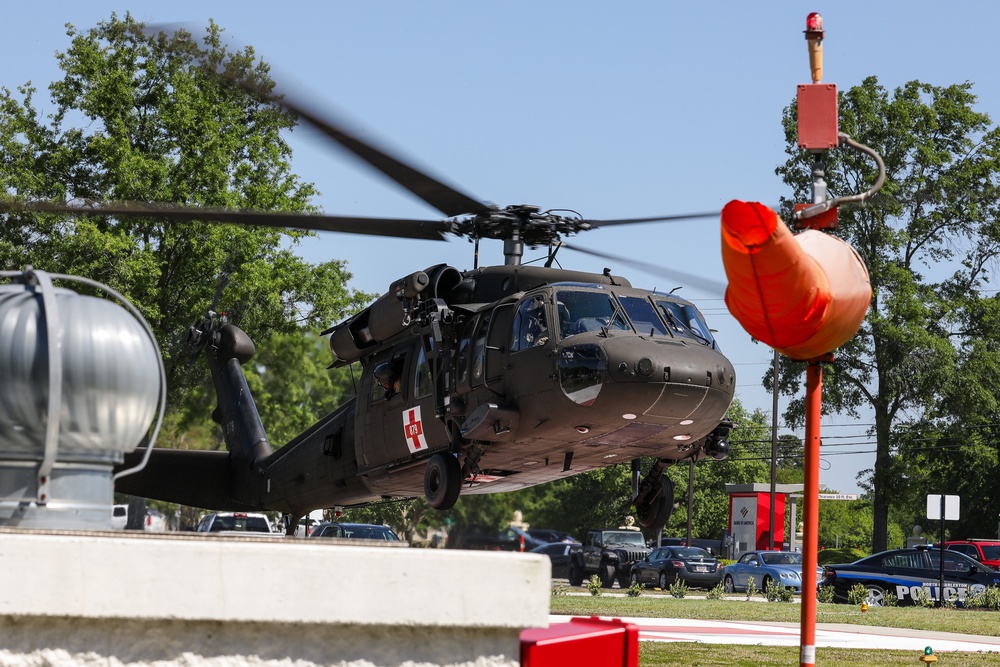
821,545,1000,606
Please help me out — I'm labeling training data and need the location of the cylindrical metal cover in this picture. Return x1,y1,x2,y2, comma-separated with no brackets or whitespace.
0,284,160,460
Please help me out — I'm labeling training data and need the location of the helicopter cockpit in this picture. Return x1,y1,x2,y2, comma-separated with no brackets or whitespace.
544,283,718,349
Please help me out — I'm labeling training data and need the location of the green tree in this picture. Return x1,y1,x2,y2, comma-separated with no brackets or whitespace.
664,400,774,541
775,77,1000,552
0,14,368,408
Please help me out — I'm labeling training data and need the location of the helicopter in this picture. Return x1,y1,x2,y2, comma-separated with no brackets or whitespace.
1,37,736,535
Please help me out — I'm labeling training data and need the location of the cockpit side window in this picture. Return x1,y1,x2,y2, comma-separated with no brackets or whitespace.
655,298,717,348
510,295,550,352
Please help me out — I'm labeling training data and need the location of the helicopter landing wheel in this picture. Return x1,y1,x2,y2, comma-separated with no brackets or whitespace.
424,452,462,510
635,475,674,530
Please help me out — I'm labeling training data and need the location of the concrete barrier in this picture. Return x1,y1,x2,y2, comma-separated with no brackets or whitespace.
0,528,551,666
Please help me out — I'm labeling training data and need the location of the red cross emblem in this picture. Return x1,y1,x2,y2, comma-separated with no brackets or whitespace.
403,407,427,454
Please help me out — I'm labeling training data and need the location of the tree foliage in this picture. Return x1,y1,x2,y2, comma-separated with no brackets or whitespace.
775,77,1000,551
0,14,369,409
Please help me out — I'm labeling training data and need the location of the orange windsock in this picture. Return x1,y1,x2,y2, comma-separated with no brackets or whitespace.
721,200,871,360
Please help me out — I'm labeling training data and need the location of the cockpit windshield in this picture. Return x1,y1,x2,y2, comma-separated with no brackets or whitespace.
555,287,716,349
555,289,629,338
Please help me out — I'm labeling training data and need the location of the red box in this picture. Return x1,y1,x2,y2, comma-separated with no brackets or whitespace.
520,616,639,667
797,84,839,150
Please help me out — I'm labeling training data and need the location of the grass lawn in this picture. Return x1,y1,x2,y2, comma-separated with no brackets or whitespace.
551,591,1000,666
639,643,1000,666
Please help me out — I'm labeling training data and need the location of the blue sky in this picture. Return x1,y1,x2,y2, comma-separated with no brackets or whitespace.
3,2,995,496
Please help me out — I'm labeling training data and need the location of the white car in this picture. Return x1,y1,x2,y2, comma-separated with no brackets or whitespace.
195,512,276,534
110,504,167,531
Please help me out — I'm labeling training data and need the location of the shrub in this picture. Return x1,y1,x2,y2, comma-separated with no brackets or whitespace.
966,585,1000,610
586,574,602,597
883,590,898,607
626,581,644,598
745,575,758,600
669,579,689,598
764,578,794,602
551,582,569,597
847,583,868,606
706,582,726,600
911,586,934,608
816,584,835,604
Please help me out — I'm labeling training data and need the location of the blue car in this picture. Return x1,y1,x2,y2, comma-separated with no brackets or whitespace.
723,550,820,594
821,546,1000,606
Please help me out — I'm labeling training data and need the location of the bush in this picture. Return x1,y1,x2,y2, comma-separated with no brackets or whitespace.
816,584,835,604
625,581,644,598
669,579,689,598
847,583,868,605
965,585,1000,610
706,581,726,600
912,586,934,608
745,575,758,600
764,578,794,602
551,582,569,596
586,574,602,597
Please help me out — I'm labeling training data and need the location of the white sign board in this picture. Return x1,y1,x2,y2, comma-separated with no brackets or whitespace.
730,496,757,555
927,494,960,521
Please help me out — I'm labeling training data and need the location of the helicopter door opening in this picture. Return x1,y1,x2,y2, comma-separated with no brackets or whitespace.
484,302,513,387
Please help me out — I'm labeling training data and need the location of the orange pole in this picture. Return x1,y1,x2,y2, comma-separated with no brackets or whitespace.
799,356,827,667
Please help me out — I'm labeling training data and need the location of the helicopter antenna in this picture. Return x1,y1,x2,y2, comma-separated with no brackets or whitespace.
602,267,619,286
543,243,562,268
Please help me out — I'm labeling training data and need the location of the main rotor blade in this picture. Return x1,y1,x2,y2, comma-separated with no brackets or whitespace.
146,23,491,219
1,200,449,241
559,242,727,295
275,97,493,219
582,211,721,228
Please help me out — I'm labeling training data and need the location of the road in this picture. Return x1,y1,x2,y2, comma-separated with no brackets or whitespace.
549,614,1000,653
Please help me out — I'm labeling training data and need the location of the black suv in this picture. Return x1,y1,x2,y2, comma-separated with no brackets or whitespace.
569,528,650,588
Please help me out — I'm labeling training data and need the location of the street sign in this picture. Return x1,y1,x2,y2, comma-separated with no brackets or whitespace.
927,495,960,521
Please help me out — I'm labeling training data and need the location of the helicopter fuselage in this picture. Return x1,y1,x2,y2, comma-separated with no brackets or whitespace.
117,264,736,527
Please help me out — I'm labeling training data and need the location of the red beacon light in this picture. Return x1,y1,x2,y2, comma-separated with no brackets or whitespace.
806,12,823,33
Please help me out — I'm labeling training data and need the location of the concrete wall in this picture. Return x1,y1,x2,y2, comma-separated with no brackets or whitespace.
0,528,551,666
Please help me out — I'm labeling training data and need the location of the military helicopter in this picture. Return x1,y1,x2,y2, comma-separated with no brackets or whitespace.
3,42,736,534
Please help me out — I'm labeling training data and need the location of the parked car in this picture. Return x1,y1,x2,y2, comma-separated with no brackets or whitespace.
941,540,1000,569
111,505,128,530
530,542,581,579
196,512,276,534
629,546,723,590
449,525,546,551
111,504,167,531
526,528,578,545
724,550,820,594
569,528,651,588
309,522,401,541
821,546,1000,606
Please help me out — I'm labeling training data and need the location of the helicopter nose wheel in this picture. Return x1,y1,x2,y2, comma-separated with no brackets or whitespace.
424,452,462,510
